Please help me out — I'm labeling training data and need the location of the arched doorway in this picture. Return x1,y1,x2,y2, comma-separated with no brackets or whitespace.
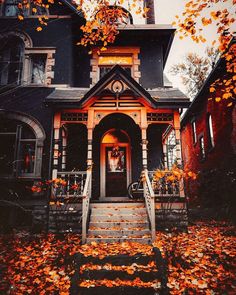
100,129,131,198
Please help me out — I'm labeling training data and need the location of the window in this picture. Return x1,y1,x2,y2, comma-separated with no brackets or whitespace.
0,120,36,176
98,55,133,79
207,114,214,149
31,54,47,84
199,136,205,160
0,113,45,178
0,37,24,85
192,120,197,144
1,0,48,16
90,47,140,85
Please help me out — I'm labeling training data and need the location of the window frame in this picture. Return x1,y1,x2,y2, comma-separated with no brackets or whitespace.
24,47,56,86
199,134,206,161
0,111,45,179
191,120,197,145
0,0,49,17
207,113,215,150
90,47,141,85
0,36,25,86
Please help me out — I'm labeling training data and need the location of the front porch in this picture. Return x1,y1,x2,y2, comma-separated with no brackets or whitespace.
45,65,189,243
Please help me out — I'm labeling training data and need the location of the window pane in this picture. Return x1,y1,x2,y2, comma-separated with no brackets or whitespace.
19,141,36,174
99,66,131,79
4,0,20,16
200,136,205,159
192,121,197,144
0,37,24,85
0,134,16,175
208,115,214,148
100,66,112,79
4,0,28,16
31,54,46,84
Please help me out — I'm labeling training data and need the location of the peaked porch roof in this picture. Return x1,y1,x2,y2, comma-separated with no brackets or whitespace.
45,65,190,109
80,65,156,107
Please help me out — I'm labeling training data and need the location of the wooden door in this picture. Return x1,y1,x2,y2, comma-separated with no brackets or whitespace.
105,146,127,197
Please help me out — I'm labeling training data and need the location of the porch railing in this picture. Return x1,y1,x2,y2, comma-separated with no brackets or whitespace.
82,168,92,244
148,171,181,198
143,170,156,242
52,171,87,199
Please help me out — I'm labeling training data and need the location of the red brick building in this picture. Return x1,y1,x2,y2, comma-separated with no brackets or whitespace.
181,38,236,217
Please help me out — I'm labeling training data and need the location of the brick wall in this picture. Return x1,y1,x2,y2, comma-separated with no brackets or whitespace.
181,97,236,207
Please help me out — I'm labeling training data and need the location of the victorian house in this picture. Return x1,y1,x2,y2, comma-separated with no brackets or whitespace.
0,0,189,242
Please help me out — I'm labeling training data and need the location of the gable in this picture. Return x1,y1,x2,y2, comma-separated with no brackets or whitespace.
81,65,156,108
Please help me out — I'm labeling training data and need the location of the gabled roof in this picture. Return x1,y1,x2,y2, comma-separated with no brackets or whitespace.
80,65,156,107
45,65,190,109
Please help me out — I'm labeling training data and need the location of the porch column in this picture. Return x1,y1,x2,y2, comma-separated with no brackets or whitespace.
140,109,148,170
141,128,148,169
52,112,61,179
162,139,168,169
87,110,94,169
173,112,183,167
61,125,67,171
174,112,185,197
87,128,93,168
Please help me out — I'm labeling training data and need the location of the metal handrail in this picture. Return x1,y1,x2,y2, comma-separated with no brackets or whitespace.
143,169,156,242
82,168,92,244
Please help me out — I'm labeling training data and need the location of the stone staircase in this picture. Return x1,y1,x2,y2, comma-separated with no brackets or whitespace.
70,247,169,295
87,202,152,244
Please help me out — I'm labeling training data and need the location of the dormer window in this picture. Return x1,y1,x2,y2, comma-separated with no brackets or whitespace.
90,47,141,85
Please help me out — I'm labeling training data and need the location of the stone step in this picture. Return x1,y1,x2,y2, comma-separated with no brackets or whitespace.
90,202,145,208
91,207,147,214
88,229,151,237
89,222,150,229
73,286,158,295
86,237,152,244
90,214,148,222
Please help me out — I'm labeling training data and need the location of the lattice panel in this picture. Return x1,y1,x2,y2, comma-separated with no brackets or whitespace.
147,113,173,122
61,113,88,122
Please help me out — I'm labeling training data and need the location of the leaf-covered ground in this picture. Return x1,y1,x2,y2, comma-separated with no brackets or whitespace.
0,222,235,294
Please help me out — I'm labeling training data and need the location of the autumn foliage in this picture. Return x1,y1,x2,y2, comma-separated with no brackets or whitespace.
0,222,235,294
174,0,236,104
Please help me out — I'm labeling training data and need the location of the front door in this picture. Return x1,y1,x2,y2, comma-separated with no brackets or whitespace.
105,146,127,197
100,129,131,199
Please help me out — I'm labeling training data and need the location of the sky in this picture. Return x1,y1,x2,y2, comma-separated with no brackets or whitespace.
155,0,235,93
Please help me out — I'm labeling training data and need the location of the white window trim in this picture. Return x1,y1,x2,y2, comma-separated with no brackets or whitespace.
24,47,56,86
